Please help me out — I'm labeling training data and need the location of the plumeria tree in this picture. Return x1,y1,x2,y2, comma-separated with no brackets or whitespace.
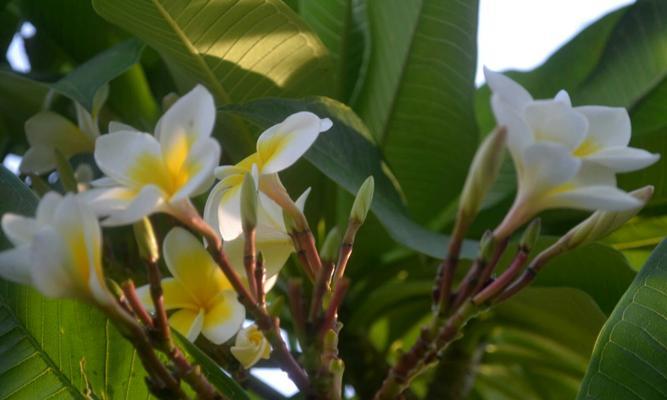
1,1,667,399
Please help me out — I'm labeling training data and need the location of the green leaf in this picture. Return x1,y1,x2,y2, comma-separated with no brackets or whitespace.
0,167,150,399
51,39,145,112
0,70,48,150
222,96,478,259
92,0,334,104
577,239,667,399
352,0,480,222
172,332,249,400
299,0,367,100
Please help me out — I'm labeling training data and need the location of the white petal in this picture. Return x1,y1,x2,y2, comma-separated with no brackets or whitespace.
295,187,311,211
171,137,221,201
101,185,165,226
524,100,588,150
20,147,57,175
554,90,572,106
204,181,243,241
491,94,533,161
484,67,533,112
30,228,75,298
35,192,63,226
156,84,216,148
214,165,245,180
94,131,163,187
257,112,329,174
520,142,581,195
78,186,135,216
576,106,630,147
201,291,245,345
2,214,39,246
548,186,641,211
585,146,660,173
90,177,119,187
0,246,33,285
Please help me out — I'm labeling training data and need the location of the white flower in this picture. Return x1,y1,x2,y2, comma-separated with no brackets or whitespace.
20,86,108,175
484,68,659,237
0,192,112,305
137,228,245,344
220,189,310,291
83,85,220,226
204,112,332,241
230,324,271,369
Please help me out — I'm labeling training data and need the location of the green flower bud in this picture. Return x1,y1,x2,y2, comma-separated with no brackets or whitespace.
350,176,375,223
133,217,159,263
479,230,497,261
519,219,541,252
564,186,653,250
240,172,258,232
459,126,507,224
320,227,340,263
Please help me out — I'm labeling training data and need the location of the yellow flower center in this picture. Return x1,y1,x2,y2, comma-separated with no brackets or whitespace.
573,138,600,158
127,133,201,197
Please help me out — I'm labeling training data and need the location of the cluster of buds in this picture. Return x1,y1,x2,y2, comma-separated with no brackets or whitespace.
375,71,658,399
0,84,376,399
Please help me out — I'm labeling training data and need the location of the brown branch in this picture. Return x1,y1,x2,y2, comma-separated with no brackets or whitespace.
122,281,154,328
244,228,258,299
309,261,335,323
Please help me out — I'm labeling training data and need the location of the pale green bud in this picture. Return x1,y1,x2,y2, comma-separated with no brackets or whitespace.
479,230,496,261
564,186,653,250
459,126,507,223
240,172,258,232
350,176,375,223
320,227,340,263
133,218,159,263
519,219,541,252
162,93,180,111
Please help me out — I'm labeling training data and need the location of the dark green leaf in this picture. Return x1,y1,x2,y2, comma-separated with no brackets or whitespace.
0,70,48,149
578,239,667,399
222,96,478,259
51,39,145,112
353,0,480,222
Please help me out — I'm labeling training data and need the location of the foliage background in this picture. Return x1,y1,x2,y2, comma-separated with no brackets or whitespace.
0,0,666,399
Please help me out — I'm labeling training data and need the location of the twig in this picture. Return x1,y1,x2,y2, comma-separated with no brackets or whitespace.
473,245,529,305
145,259,171,347
319,278,349,338
122,281,154,328
254,253,266,309
309,261,335,323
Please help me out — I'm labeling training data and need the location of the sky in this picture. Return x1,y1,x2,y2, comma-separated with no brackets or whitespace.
2,0,635,396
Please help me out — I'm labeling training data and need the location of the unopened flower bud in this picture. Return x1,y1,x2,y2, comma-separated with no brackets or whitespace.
320,227,340,263
133,217,159,263
519,219,541,252
240,172,258,232
564,186,653,250
459,126,507,224
161,93,180,111
350,176,375,224
479,230,497,261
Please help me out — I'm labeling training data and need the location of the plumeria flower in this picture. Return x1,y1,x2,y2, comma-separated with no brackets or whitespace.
20,86,108,175
218,189,310,290
204,112,332,241
484,68,659,238
83,85,220,226
0,192,113,305
137,227,245,344
230,324,271,369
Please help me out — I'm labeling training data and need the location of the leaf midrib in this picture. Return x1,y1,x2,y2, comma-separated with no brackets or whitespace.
150,0,231,103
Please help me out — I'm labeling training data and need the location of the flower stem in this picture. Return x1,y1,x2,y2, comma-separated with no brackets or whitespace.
243,227,258,299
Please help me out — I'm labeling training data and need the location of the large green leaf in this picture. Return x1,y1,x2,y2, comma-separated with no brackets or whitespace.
0,71,48,150
299,0,367,101
352,0,479,222
51,39,145,112
577,239,667,399
222,96,477,259
92,0,334,104
0,167,150,399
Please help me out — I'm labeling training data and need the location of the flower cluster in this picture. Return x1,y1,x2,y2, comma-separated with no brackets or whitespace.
484,69,659,237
